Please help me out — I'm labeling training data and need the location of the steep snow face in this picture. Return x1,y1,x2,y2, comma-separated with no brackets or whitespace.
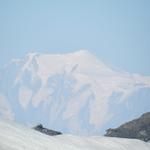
0,119,150,150
0,50,150,134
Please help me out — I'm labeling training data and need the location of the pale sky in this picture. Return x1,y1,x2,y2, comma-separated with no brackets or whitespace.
0,0,150,75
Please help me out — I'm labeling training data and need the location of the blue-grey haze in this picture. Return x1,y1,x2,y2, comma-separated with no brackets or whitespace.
0,0,150,75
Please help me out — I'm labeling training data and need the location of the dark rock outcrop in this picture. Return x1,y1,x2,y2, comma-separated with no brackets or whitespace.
33,124,62,136
105,112,150,142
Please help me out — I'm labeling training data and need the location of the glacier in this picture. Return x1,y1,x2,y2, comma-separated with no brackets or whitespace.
0,50,150,134
0,119,150,150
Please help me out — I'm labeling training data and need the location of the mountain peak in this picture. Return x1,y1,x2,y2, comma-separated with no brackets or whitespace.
0,51,150,135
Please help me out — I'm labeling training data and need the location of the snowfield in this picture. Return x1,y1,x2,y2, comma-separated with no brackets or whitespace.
1,50,150,135
0,119,150,150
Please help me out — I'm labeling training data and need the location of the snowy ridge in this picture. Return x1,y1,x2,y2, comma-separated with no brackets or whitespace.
0,119,150,150
0,50,150,134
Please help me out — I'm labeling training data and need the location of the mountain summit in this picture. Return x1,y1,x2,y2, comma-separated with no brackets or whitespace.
0,50,150,135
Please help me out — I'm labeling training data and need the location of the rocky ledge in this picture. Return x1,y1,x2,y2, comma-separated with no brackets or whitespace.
105,112,150,142
33,124,62,136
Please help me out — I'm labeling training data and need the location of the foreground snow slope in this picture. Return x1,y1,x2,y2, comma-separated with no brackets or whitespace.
0,119,150,150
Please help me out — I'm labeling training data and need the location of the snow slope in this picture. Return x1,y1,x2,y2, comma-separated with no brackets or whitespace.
0,50,150,134
0,119,150,150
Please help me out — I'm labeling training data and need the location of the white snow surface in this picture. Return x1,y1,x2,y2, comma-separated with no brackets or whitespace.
1,50,150,134
0,119,150,150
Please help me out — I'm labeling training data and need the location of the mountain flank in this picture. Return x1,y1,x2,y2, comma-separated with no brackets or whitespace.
105,112,150,142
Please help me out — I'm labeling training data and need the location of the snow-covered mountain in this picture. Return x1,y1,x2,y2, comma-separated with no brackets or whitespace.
0,50,150,135
0,119,150,150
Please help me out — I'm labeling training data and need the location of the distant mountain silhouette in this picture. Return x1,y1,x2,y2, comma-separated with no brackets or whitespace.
105,112,150,142
33,124,62,136
1,51,150,135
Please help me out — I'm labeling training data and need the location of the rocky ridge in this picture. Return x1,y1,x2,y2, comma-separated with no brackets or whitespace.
105,112,150,142
33,124,62,136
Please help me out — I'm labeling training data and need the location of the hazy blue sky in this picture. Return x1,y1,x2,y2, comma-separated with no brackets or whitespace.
0,0,150,75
